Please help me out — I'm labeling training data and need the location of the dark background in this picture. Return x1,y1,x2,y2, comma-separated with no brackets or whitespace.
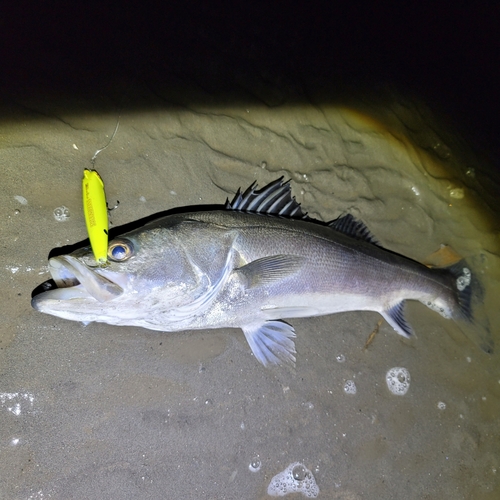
2,2,499,164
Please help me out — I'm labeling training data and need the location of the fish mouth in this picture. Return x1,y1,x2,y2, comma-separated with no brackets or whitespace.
34,255,124,305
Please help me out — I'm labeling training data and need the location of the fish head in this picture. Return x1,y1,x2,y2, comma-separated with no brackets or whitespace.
31,219,223,328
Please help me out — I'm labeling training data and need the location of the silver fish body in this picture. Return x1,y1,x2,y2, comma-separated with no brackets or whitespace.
32,179,492,365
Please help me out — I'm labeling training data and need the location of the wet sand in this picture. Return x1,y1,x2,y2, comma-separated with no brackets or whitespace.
1,82,499,499
2,4,500,499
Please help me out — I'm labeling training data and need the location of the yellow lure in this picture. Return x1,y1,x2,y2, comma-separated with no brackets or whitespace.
82,169,109,264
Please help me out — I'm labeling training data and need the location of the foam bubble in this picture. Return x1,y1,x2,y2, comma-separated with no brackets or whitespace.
53,206,70,222
249,456,261,472
267,462,319,498
386,367,410,395
292,464,307,481
343,380,357,395
456,267,471,291
0,392,36,416
449,187,464,199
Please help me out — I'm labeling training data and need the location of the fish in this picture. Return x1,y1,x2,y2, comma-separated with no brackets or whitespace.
32,178,493,366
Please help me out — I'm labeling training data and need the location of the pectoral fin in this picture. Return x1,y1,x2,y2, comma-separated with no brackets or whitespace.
236,255,305,289
241,320,297,366
381,301,414,338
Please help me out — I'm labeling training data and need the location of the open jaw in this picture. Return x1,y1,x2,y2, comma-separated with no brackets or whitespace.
35,255,124,304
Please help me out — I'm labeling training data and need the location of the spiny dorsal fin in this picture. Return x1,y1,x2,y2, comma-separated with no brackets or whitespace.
227,178,380,245
226,177,307,218
329,214,379,245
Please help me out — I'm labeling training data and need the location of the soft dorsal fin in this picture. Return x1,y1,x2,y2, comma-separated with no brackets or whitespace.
226,177,307,218
329,214,379,244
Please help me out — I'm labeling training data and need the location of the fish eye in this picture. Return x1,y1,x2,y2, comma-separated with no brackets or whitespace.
108,240,134,262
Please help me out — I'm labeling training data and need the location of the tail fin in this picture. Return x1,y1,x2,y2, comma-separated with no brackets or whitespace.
447,260,494,354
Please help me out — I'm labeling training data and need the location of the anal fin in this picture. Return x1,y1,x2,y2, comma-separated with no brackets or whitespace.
241,320,296,367
381,301,414,338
